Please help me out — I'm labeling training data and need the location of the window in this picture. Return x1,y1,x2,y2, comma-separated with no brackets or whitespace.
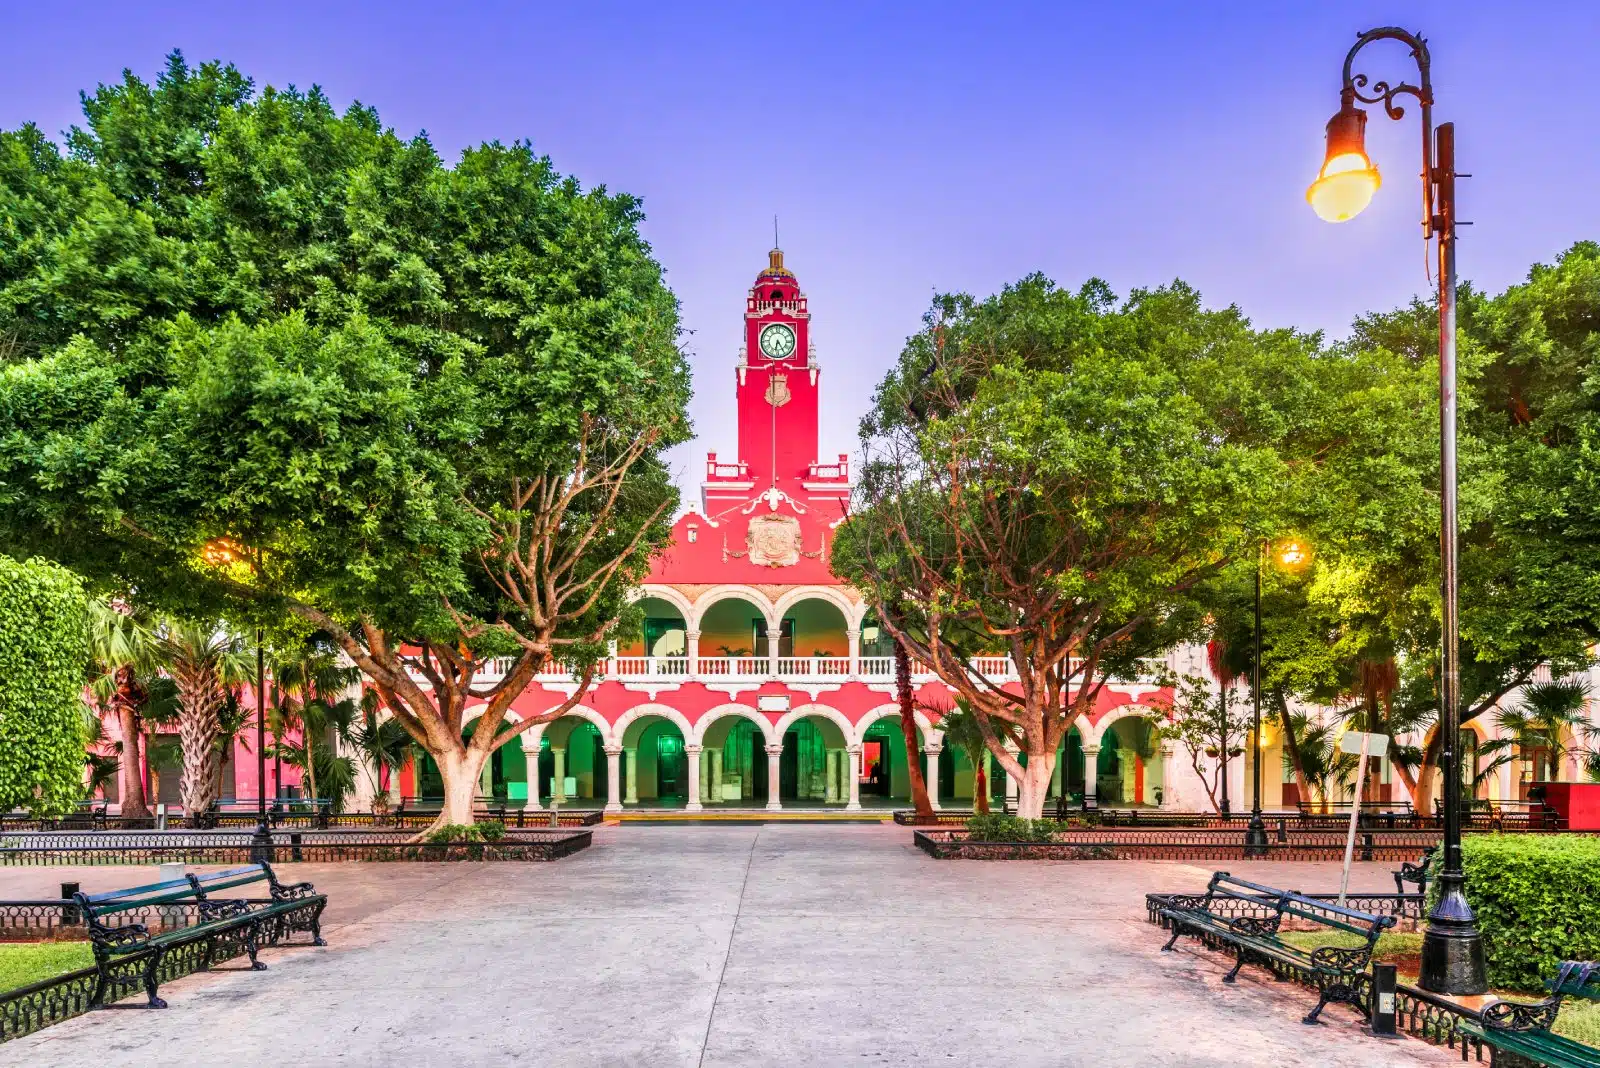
687,526,698,543
753,617,795,657
771,289,783,300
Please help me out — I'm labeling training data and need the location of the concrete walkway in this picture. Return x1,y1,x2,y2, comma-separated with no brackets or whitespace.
1,825,1451,1067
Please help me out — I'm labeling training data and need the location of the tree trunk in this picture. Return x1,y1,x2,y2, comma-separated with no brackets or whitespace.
1013,753,1055,820
424,745,489,835
894,642,933,819
974,761,989,814
1271,689,1312,804
114,699,150,820
176,682,223,827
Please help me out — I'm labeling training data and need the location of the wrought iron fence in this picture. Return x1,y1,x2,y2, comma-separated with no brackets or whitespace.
0,828,593,866
0,807,604,833
897,807,1570,833
913,827,1441,862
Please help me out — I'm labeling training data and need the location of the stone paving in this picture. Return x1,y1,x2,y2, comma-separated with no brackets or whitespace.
0,824,1453,1067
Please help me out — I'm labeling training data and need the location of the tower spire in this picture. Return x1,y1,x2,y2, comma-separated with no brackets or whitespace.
773,214,779,249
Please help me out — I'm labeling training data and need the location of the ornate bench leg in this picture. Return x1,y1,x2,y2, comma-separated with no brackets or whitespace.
1162,922,1184,952
143,948,169,1009
1223,951,1248,984
243,923,268,971
309,900,327,947
1302,987,1333,1025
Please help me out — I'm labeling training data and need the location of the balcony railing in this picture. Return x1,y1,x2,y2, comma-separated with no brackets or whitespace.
705,453,750,480
410,654,1169,688
806,454,850,482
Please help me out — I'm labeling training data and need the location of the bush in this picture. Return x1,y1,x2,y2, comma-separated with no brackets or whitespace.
964,814,1057,843
0,556,89,817
1428,834,1600,991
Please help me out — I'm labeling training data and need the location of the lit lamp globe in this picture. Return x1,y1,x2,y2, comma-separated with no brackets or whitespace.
1307,94,1381,222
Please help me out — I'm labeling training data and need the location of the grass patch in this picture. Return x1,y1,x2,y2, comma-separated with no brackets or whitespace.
1554,999,1600,1045
0,942,93,991
1277,929,1422,961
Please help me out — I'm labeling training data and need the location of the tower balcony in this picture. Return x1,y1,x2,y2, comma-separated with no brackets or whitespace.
806,454,850,482
705,453,750,481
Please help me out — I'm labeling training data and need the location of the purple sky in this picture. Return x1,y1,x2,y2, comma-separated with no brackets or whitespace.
5,1,1598,498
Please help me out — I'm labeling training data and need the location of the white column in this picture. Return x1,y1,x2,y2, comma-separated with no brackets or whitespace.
710,749,723,803
924,743,942,810
551,748,567,804
767,629,781,677
847,628,861,678
685,744,703,812
1159,742,1176,809
1004,742,1020,809
624,747,639,804
606,638,618,678
1081,744,1100,810
846,744,862,811
1051,748,1064,797
522,740,542,807
603,746,623,814
686,630,700,676
765,743,783,811
824,750,840,803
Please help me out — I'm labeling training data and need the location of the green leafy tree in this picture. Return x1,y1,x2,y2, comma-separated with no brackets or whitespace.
1482,678,1595,785
834,275,1351,817
0,55,690,830
1154,676,1250,816
86,600,157,818
0,555,90,815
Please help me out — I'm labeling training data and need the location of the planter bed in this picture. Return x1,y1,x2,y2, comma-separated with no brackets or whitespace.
0,828,593,866
913,827,1441,862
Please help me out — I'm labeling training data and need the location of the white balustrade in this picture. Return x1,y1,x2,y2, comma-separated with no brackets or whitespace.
776,657,851,678
613,656,688,677
857,657,894,678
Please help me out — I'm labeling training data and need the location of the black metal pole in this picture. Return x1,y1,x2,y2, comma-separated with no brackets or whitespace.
251,626,273,862
1418,120,1484,994
1246,541,1268,854
1217,683,1230,820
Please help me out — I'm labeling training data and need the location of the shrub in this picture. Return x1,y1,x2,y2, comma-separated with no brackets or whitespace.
474,820,506,842
423,823,480,845
1428,834,1600,991
964,814,1057,843
0,556,89,817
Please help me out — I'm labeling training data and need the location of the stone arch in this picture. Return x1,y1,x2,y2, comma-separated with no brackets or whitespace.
615,702,695,748
692,703,776,747
773,703,855,749
1087,698,1170,749
689,584,778,632
772,585,864,632
632,583,696,626
855,702,936,747
526,703,613,749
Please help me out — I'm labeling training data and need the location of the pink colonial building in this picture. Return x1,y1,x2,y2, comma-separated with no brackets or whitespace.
395,248,1179,813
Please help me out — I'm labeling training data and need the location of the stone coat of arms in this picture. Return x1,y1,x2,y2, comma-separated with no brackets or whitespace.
747,513,801,567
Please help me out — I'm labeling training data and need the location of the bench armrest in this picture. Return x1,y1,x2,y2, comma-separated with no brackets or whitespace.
1482,996,1560,1033
1309,945,1372,973
198,899,255,921
93,922,151,949
1227,914,1282,937
271,882,317,901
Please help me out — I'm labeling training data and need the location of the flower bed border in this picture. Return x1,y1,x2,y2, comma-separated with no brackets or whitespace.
0,828,593,866
912,827,1440,862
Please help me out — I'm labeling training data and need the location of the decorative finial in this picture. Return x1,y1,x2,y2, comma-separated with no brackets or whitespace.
773,214,779,249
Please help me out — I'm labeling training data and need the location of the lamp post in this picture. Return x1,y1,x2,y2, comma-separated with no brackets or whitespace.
202,537,273,863
1248,539,1306,856
1309,27,1485,994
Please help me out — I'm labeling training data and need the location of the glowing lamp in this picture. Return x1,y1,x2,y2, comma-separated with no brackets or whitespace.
1278,540,1307,568
1307,93,1381,222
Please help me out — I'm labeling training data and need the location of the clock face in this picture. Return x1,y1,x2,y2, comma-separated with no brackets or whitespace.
759,323,797,359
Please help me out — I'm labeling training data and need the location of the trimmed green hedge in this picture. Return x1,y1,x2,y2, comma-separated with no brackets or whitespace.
964,815,1057,842
1430,834,1600,991
0,556,88,816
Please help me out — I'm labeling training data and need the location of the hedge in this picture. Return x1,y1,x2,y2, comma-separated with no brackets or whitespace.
1429,834,1600,991
0,556,89,816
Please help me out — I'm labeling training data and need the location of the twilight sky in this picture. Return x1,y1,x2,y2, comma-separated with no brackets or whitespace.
4,1,1598,501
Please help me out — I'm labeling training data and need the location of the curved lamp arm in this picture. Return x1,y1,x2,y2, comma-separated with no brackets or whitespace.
1342,27,1437,238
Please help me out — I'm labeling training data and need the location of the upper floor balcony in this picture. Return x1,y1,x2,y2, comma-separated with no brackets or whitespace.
439,652,1168,688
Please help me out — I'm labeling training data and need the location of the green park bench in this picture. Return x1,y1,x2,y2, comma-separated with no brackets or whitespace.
1458,960,1600,1067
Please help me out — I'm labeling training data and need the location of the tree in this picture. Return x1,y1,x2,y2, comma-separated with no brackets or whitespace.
935,701,992,815
1155,677,1249,816
86,600,156,818
835,276,1324,818
0,555,90,815
1483,678,1594,785
1290,712,1359,813
894,639,933,819
346,692,410,818
1204,639,1239,815
155,620,251,823
269,647,360,808
0,55,690,830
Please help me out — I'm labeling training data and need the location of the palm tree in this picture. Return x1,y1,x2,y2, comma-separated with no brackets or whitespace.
1286,712,1358,813
1206,639,1238,814
81,704,121,800
87,600,158,819
270,648,362,807
937,701,992,815
345,692,411,818
1354,655,1432,807
1484,678,1594,787
155,621,252,825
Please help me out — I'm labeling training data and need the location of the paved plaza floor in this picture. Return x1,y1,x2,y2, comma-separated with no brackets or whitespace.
0,824,1453,1067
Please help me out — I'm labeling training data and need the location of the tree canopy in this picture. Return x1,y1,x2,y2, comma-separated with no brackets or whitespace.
0,53,691,825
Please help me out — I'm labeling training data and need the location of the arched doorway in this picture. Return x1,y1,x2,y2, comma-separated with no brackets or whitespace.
536,717,607,808
697,593,773,675
697,710,771,805
1097,716,1163,806
778,713,851,805
619,712,690,808
618,595,689,675
858,719,911,806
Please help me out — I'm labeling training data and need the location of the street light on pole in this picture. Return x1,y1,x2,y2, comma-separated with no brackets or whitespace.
1308,26,1486,995
1248,538,1308,856
201,537,273,864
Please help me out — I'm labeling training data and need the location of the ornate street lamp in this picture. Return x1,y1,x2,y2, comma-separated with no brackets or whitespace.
201,537,273,864
1247,538,1308,856
1309,27,1486,995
